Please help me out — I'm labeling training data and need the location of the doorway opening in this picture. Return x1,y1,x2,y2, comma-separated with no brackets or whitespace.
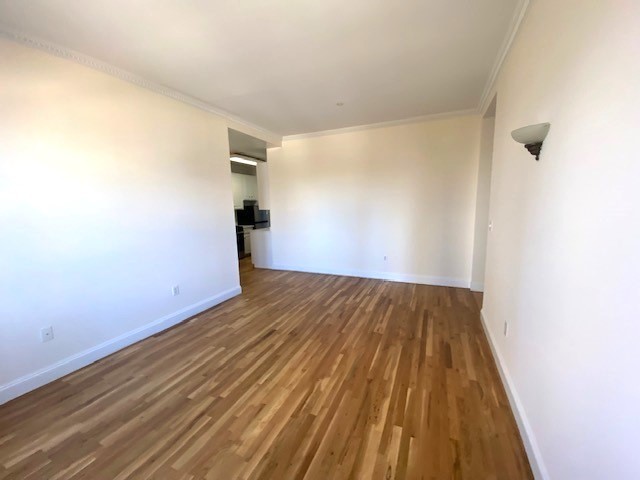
228,129,270,283
470,95,497,307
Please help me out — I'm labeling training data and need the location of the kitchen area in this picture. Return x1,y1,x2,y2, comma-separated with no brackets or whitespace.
228,129,271,269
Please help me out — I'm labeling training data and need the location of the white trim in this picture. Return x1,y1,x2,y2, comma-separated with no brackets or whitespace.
477,0,530,114
0,26,282,144
282,109,477,141
0,286,241,405
479,309,549,480
281,0,530,140
268,264,469,289
470,281,484,292
1,1,528,143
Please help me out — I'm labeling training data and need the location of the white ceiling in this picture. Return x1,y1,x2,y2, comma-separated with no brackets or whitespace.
0,0,522,136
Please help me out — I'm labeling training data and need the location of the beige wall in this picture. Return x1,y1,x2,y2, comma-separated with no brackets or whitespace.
0,39,241,402
482,1,640,478
268,116,482,287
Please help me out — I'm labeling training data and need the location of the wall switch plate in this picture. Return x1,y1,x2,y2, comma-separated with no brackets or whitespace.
172,285,180,296
41,326,54,342
383,255,388,261
489,220,493,232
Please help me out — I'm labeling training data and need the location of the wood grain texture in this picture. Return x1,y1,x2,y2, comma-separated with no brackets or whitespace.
0,259,532,479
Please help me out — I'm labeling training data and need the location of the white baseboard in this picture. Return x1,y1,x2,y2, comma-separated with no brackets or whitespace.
0,286,241,405
479,309,549,480
268,264,469,289
470,281,484,292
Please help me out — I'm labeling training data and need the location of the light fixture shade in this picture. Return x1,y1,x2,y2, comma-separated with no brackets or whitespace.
230,156,258,166
511,123,550,144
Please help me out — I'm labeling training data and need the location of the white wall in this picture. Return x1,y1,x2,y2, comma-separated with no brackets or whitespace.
256,161,271,210
0,39,241,403
470,114,495,291
482,1,640,478
267,116,481,287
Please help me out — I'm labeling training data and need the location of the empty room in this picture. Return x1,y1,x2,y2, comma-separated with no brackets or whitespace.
1,1,638,479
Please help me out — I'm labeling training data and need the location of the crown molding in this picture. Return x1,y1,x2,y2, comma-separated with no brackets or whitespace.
1,0,529,145
283,108,478,141
283,0,531,146
477,0,530,114
0,26,282,144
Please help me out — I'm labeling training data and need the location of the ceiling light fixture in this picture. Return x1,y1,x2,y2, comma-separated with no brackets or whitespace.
511,123,550,160
336,102,344,107
230,156,258,166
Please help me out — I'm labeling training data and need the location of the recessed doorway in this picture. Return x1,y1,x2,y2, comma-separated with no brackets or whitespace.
470,95,497,307
228,129,270,284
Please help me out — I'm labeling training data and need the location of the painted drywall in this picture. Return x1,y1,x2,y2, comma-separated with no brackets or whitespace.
0,0,523,135
482,1,640,478
470,114,495,291
267,116,482,287
0,39,241,403
256,162,271,210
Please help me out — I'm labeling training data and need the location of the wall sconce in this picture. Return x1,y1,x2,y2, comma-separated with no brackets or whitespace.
511,123,550,160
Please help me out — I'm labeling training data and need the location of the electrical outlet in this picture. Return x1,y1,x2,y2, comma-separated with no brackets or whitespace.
503,321,509,337
172,285,180,296
41,326,54,342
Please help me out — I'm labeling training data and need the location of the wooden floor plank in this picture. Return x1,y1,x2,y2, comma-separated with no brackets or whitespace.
0,258,532,479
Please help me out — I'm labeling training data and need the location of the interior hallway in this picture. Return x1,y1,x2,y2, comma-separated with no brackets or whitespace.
0,262,531,479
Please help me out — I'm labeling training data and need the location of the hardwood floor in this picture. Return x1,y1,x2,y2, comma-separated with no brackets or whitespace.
239,255,254,275
0,261,532,479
